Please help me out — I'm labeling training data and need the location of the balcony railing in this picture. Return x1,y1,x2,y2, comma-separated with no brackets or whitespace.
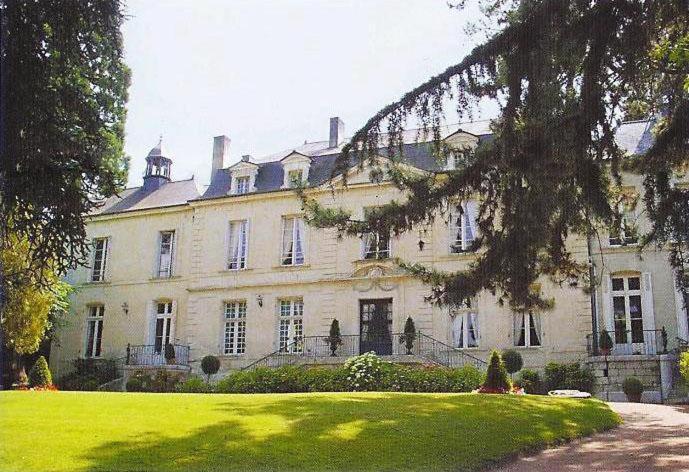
586,328,667,356
125,344,190,367
243,333,487,371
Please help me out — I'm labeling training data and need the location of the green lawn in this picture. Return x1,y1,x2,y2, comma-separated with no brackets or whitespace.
0,391,619,472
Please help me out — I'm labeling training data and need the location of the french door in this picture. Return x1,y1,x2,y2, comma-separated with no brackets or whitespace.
360,299,393,355
154,301,174,354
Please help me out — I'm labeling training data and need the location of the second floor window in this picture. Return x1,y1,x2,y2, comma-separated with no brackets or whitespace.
85,305,105,358
450,202,478,253
362,231,390,259
235,176,250,195
278,299,303,353
228,220,249,270
281,217,305,265
514,312,541,347
224,301,247,355
157,231,175,278
91,237,109,282
609,196,638,246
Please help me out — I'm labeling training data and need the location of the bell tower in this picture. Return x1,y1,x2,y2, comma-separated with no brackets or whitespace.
143,136,172,190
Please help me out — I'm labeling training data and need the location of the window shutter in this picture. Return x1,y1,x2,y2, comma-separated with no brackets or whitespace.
641,272,655,332
674,276,689,341
144,301,156,344
170,300,178,343
602,275,614,333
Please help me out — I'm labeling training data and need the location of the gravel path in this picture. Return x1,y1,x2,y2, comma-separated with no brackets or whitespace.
493,402,689,471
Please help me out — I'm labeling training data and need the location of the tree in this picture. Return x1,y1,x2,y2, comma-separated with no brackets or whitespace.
324,319,343,356
399,317,416,354
0,0,130,387
28,356,52,387
302,1,689,312
501,349,523,379
481,350,510,393
201,355,220,383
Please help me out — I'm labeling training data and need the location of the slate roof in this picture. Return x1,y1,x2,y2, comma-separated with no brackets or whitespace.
94,118,656,215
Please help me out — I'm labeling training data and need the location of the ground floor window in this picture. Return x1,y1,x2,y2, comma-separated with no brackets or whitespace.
452,312,479,348
514,312,541,347
611,274,644,344
224,301,247,355
154,301,173,353
278,299,303,353
85,305,105,358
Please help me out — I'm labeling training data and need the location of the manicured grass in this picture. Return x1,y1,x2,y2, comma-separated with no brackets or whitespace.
0,391,619,472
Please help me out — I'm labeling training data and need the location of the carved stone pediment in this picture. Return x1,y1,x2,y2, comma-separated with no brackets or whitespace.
351,262,399,292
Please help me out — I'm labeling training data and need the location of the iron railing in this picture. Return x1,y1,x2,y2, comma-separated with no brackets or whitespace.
125,344,190,367
242,333,487,370
586,328,667,356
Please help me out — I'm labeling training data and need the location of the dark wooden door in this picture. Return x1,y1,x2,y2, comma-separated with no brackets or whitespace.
360,299,393,355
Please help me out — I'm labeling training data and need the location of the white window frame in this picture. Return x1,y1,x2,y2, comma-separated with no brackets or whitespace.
157,230,175,278
611,274,644,345
609,198,639,246
281,216,306,266
154,300,174,354
85,305,105,358
514,312,541,347
90,237,109,282
287,169,304,188
361,232,390,260
227,220,249,270
449,201,478,253
223,301,247,355
278,299,303,353
235,176,250,195
451,310,479,349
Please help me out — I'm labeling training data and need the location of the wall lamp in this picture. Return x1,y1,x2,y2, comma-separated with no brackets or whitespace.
256,294,264,307
121,302,129,315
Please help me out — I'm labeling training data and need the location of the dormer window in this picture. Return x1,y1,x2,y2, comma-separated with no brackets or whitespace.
280,152,311,189
235,176,250,195
228,159,259,195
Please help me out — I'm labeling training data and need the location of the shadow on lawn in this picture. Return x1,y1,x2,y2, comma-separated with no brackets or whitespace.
80,394,615,472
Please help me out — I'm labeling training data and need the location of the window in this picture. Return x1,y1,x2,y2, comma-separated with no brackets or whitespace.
227,220,249,270
611,275,644,344
157,231,175,278
281,217,305,265
91,237,108,282
452,311,479,348
609,196,638,246
362,231,390,259
278,299,303,353
287,169,304,188
224,301,247,355
514,312,541,347
85,305,105,357
449,202,478,253
154,301,173,354
235,176,250,195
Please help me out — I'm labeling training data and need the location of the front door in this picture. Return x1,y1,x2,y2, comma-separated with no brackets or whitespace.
360,299,393,355
154,301,173,355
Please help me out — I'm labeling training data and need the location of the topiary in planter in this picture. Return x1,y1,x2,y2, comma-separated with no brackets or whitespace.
324,319,343,356
479,350,511,393
622,377,644,403
399,317,416,354
201,355,221,382
599,330,613,355
164,343,176,364
28,356,52,388
502,349,523,379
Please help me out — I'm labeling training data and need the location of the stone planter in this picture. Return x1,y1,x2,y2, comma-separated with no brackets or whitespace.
626,392,642,403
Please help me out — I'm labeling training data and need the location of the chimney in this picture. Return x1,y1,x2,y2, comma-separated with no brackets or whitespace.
329,117,345,148
212,135,231,175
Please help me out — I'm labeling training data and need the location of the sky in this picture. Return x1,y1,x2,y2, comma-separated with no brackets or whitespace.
121,0,491,187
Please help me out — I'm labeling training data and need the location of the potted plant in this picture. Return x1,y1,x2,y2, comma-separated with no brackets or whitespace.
201,355,220,382
323,319,343,356
399,317,416,354
622,376,644,403
599,330,613,356
164,343,177,365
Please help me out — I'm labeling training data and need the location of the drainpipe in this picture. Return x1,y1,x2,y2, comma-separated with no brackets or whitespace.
587,233,599,355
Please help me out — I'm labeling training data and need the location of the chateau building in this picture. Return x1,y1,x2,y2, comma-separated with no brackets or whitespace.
50,117,688,401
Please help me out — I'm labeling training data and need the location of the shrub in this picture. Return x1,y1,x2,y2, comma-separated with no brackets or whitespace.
56,358,121,391
126,376,145,392
544,362,596,393
502,349,523,377
125,370,184,392
302,367,349,392
399,317,417,354
680,352,689,384
622,377,644,396
480,350,510,393
201,355,221,382
164,343,176,362
324,319,343,356
599,330,613,352
177,376,213,393
514,368,544,394
344,352,386,391
28,356,52,387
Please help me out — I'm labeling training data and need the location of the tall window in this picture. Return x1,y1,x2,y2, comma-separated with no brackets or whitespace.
452,311,479,348
224,301,247,355
449,202,478,253
609,197,638,246
91,237,108,282
154,301,173,353
227,220,249,270
278,299,303,353
157,230,175,278
611,275,644,344
235,176,250,195
287,169,303,188
514,312,541,347
85,305,105,358
281,217,305,265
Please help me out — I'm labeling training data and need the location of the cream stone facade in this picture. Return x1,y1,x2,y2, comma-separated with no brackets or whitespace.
50,118,689,401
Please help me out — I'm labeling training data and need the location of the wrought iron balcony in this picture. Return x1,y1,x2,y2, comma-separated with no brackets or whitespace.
125,343,190,367
586,328,667,356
